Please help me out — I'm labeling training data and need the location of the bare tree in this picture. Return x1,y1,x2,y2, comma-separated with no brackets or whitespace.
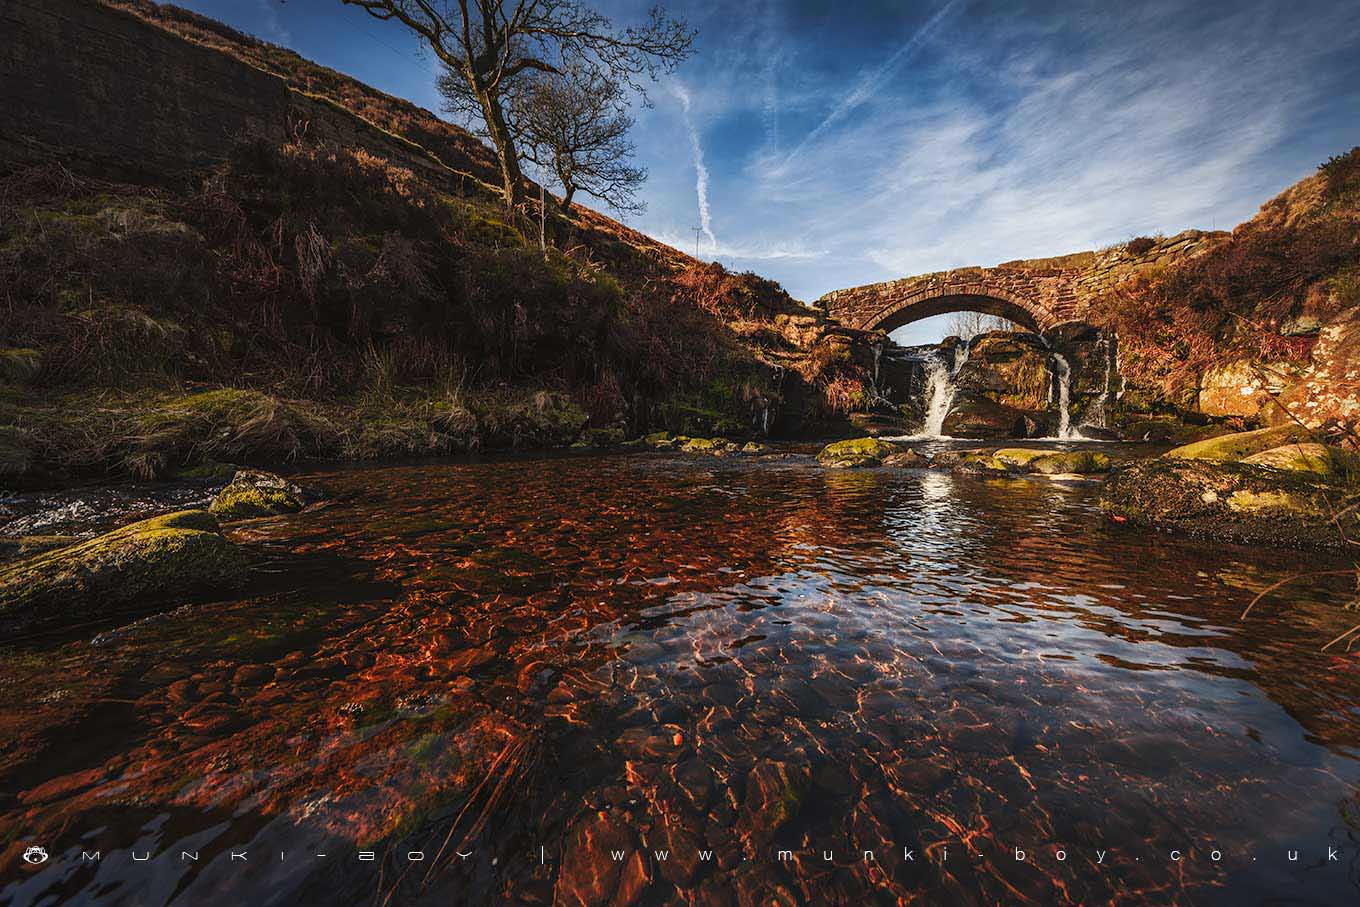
513,65,645,215
340,0,694,212
947,310,1016,340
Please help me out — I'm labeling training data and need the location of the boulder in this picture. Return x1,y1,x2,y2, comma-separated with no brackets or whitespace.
1028,450,1112,475
992,448,1050,468
942,400,1042,439
1241,442,1360,483
1198,359,1300,419
955,333,1052,412
1164,425,1312,462
210,469,306,519
1100,458,1359,549
679,437,727,454
815,437,899,468
0,510,251,627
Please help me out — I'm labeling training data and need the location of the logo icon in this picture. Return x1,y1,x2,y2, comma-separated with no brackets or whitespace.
22,846,49,865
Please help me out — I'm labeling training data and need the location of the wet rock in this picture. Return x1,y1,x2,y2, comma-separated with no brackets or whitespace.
741,760,812,841
615,725,688,761
815,437,899,468
0,510,251,627
678,437,740,455
210,469,306,519
1027,450,1112,475
556,810,641,907
942,399,1042,439
881,448,929,468
1100,458,1359,549
740,441,767,455
1164,424,1312,462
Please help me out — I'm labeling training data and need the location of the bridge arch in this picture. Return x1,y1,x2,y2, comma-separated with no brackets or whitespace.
861,290,1043,335
818,266,1086,336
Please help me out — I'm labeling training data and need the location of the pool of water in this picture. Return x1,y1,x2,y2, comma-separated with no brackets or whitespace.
2,450,1358,905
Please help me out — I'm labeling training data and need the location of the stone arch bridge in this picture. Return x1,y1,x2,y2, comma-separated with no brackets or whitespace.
817,265,1092,335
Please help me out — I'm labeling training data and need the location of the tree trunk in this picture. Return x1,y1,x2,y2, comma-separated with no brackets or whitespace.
560,185,576,215
477,88,522,211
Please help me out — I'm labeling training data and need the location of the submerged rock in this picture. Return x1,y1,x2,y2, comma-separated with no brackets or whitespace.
816,437,900,468
210,469,306,519
1164,424,1312,461
0,510,251,626
1100,458,1359,549
881,449,929,468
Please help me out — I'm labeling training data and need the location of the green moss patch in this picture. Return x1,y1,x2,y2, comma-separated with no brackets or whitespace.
0,509,252,628
816,437,900,468
210,469,307,520
1164,424,1312,461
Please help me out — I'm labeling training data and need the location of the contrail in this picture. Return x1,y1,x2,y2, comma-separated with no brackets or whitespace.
782,0,960,167
672,83,716,249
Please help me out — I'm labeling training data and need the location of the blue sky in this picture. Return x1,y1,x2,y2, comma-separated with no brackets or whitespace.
180,0,1360,343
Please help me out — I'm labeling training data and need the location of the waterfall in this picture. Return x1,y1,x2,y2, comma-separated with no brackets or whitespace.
1050,352,1076,439
919,342,970,438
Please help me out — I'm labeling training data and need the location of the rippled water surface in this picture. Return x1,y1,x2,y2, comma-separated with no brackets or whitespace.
3,451,1359,905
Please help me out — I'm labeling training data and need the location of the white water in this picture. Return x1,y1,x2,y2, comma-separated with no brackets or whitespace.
1050,352,1077,440
916,343,970,438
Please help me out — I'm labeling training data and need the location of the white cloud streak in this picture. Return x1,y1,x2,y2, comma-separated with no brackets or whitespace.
671,82,717,250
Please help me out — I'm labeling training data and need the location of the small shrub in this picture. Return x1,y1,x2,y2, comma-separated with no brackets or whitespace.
1125,236,1158,257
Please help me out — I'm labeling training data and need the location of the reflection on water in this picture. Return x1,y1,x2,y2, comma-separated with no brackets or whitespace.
2,451,1359,905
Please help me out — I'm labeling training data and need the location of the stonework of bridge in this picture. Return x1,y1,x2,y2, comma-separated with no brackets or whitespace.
817,265,1090,336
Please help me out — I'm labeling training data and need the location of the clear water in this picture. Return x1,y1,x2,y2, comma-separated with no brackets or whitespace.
2,450,1357,905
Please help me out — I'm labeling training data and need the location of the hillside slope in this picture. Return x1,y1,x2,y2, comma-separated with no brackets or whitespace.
1092,148,1360,433
0,0,872,489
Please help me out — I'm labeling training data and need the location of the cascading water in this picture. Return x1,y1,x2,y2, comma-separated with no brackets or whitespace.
918,342,970,437
1050,352,1076,439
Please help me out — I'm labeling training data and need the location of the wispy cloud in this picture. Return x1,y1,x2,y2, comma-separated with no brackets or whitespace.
767,0,962,180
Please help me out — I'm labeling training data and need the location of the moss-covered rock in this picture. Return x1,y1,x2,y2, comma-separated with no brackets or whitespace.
679,437,724,453
0,535,79,564
1241,442,1360,483
816,437,900,468
1028,450,1112,475
1100,458,1359,549
643,431,677,449
992,448,1050,468
1164,424,1312,461
0,510,252,628
210,469,306,519
951,452,1011,475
